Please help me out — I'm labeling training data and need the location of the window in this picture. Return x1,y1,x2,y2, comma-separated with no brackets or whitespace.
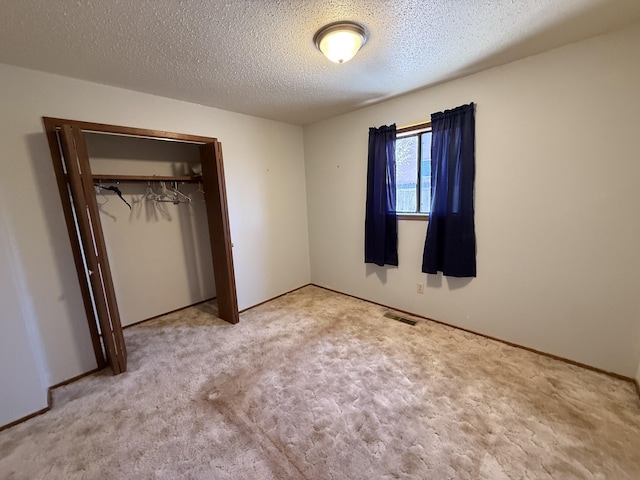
395,123,431,218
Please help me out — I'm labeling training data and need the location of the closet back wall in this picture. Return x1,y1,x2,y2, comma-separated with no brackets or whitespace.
86,134,214,327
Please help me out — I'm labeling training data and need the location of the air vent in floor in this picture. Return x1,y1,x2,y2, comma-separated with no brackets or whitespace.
383,311,417,326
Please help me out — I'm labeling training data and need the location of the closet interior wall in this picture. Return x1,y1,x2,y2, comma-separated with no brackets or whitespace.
86,133,216,327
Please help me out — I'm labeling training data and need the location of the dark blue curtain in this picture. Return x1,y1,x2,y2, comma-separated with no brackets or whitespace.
365,124,398,266
422,103,476,277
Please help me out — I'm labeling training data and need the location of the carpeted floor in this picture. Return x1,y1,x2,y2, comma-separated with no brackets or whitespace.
1,285,639,479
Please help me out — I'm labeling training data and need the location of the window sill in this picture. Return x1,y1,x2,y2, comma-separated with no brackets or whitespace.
397,214,429,221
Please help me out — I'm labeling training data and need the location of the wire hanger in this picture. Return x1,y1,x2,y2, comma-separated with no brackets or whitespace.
96,183,131,210
189,181,206,203
171,182,192,204
153,181,191,205
94,185,109,206
141,181,159,202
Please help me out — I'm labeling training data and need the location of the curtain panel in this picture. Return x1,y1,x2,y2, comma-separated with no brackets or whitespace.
422,103,476,277
365,124,398,266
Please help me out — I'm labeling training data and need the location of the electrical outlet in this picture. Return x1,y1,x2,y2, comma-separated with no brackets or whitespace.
417,283,424,294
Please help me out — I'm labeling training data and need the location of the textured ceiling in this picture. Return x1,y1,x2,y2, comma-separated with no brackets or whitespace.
1,0,639,125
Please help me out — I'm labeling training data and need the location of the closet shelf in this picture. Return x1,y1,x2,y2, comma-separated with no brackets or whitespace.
91,174,202,183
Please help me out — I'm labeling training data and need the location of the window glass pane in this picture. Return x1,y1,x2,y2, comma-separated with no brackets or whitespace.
419,132,432,213
395,135,418,213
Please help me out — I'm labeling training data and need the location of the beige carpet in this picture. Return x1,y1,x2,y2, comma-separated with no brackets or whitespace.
1,285,639,479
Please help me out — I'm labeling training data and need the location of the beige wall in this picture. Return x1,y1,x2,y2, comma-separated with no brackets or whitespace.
304,24,640,377
0,64,311,424
0,204,48,426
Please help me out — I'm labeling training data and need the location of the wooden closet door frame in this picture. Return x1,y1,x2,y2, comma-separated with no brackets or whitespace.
43,117,239,375
58,124,127,374
200,142,238,323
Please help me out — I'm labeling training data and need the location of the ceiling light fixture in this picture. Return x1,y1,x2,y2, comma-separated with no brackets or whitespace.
313,21,368,64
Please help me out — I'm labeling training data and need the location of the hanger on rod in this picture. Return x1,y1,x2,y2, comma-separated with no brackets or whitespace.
96,183,132,210
140,181,159,202
189,181,206,203
171,182,192,204
152,181,191,205
94,185,109,205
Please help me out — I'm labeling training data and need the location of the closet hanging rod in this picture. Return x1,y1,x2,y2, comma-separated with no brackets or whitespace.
90,174,202,183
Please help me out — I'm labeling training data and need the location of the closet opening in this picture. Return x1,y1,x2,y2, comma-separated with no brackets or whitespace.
43,118,238,375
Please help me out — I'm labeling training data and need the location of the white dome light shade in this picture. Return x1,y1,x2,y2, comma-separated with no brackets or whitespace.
314,22,367,64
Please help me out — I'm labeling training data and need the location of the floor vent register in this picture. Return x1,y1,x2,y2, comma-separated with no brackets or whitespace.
383,311,417,326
